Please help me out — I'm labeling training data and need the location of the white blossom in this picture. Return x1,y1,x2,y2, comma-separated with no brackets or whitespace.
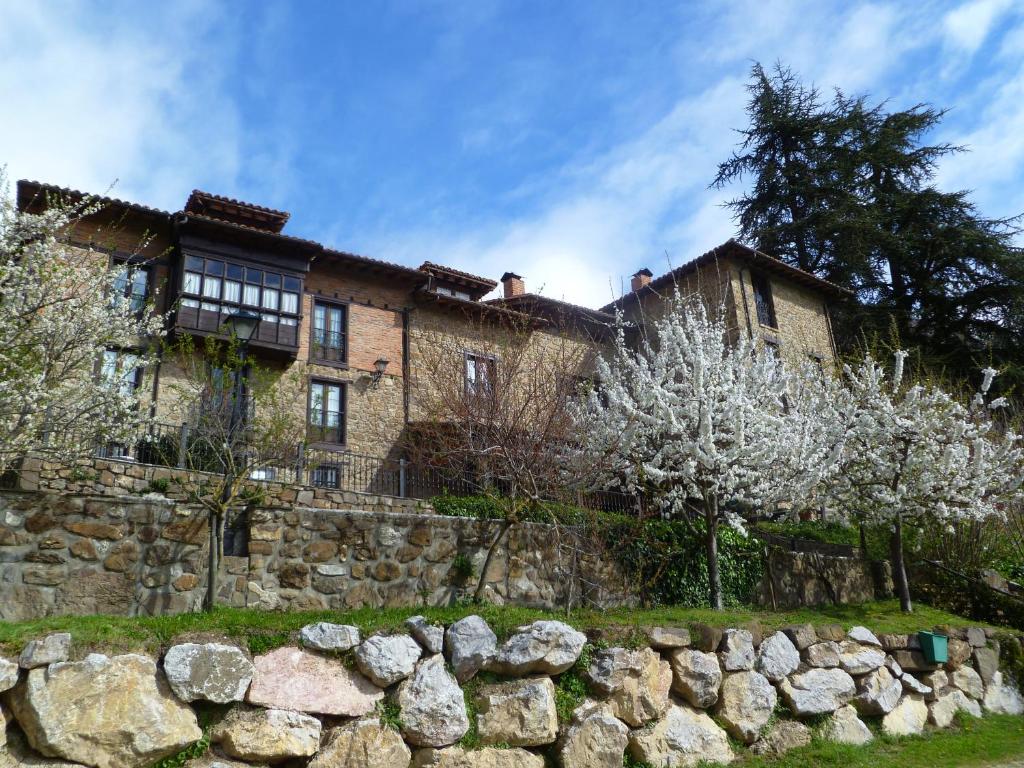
0,172,165,470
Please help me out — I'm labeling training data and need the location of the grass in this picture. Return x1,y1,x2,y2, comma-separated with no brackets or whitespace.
739,714,1024,767
0,599,997,657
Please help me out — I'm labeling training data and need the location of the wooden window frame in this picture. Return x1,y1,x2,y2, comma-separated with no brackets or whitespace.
464,351,497,398
307,377,347,447
751,272,778,330
310,298,349,369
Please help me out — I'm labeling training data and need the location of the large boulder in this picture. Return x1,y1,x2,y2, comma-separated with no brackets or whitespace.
781,624,817,651
945,638,973,670
475,677,557,747
718,629,754,672
308,718,411,768
749,721,811,757
821,705,872,746
300,622,361,652
355,635,422,688
982,671,1024,715
163,643,253,704
838,641,885,675
852,666,903,716
0,657,19,693
920,669,948,700
211,707,321,763
398,655,470,747
714,671,776,744
646,627,691,650
951,666,984,700
881,694,929,737
667,648,722,708
586,647,670,726
900,673,932,696
489,621,586,677
778,668,856,717
803,642,841,668
973,646,999,685
755,632,799,682
444,617,497,683
627,702,734,767
557,701,628,768
411,747,543,768
847,626,881,646
18,635,70,669
0,729,92,768
406,617,444,655
929,688,981,728
8,653,201,768
246,647,383,716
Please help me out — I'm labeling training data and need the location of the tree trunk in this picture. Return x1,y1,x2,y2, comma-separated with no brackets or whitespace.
474,519,513,602
706,508,723,610
891,514,913,613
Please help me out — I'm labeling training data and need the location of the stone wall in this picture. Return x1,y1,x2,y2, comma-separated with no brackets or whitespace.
0,491,628,620
759,548,894,609
16,455,431,510
1,616,1021,768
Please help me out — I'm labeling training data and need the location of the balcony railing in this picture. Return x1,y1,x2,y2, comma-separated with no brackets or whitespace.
29,419,643,515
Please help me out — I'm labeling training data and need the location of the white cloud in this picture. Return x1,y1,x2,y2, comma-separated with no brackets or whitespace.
943,0,1014,54
0,1,241,211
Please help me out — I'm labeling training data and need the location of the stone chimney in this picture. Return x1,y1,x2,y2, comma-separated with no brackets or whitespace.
631,268,653,292
501,272,525,299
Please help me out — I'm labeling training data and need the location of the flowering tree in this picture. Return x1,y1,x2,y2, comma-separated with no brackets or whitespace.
827,353,1024,612
574,293,842,609
0,173,164,472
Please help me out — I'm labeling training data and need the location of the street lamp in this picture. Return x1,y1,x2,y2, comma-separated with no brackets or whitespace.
205,309,261,611
222,309,261,345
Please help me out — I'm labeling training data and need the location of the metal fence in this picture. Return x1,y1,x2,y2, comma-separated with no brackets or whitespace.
66,420,642,514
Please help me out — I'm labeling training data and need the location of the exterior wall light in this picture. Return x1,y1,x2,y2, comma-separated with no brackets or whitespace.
372,358,390,387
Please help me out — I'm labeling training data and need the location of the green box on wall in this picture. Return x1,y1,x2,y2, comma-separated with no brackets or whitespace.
917,630,948,664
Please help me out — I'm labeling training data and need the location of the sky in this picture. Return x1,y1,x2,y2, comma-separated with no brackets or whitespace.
1,0,1022,308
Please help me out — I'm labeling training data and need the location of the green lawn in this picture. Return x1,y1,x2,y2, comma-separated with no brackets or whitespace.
740,714,1024,767
0,599,997,657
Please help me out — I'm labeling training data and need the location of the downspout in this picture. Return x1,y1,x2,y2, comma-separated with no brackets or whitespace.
736,268,754,340
401,307,411,426
823,301,839,362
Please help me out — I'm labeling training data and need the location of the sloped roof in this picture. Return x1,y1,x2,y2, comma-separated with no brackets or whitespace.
600,238,852,313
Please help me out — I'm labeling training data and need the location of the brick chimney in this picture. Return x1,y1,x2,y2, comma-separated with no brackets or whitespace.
631,268,653,292
501,272,525,298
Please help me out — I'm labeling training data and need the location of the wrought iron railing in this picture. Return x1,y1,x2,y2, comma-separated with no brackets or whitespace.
28,419,642,514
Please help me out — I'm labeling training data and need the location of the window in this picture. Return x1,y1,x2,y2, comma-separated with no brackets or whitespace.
113,265,149,312
465,352,496,397
101,349,142,396
309,380,345,444
310,463,340,488
752,274,777,328
180,253,302,330
312,301,347,364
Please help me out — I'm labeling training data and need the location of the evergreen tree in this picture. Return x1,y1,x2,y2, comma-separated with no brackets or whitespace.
713,63,1024,393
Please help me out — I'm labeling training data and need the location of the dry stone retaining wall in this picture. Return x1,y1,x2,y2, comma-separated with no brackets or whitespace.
0,492,629,620
1,617,1022,768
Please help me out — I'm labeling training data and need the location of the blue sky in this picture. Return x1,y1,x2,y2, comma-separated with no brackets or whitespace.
2,0,1022,306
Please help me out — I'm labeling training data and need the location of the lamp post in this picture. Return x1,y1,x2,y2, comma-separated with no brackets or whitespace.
204,309,260,611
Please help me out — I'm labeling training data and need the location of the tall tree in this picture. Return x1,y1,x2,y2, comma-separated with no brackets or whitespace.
713,63,1024,393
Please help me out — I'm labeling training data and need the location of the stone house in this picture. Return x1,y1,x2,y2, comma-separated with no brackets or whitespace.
16,181,847,495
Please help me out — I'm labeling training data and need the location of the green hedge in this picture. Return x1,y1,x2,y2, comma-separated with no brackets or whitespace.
431,494,765,608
